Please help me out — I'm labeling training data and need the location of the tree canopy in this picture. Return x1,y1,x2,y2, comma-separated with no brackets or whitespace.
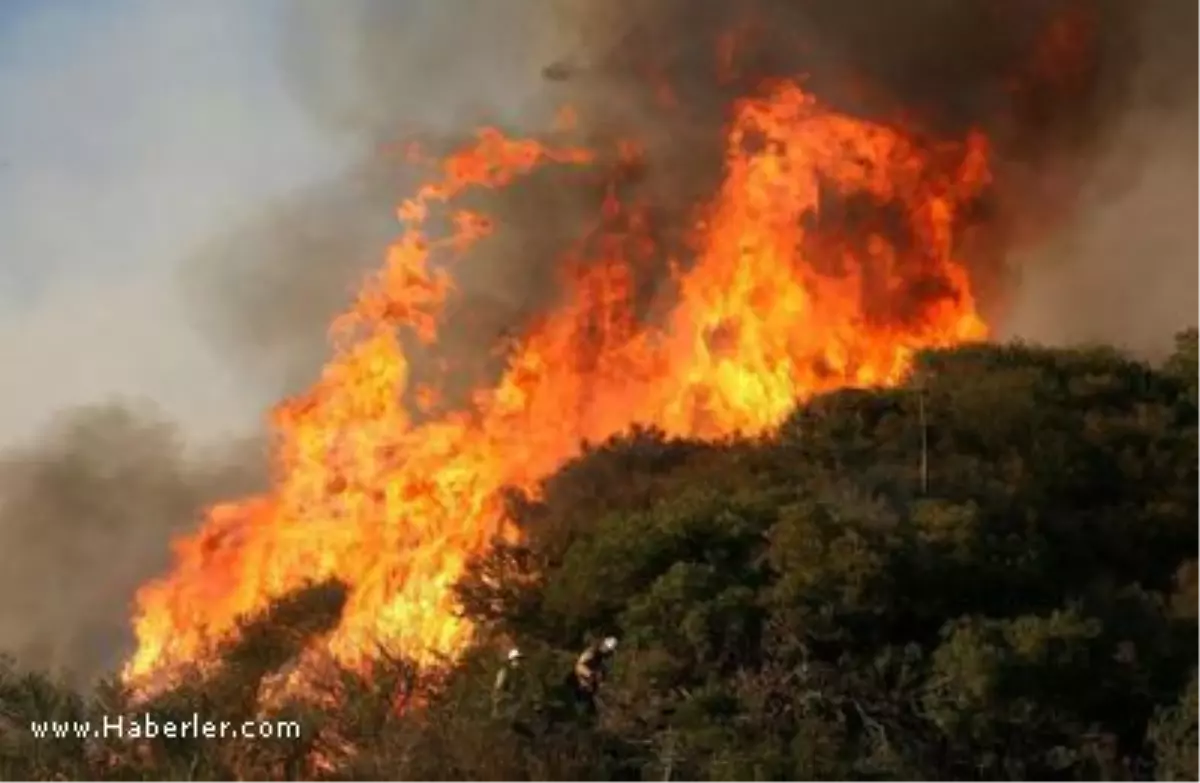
2,333,1196,780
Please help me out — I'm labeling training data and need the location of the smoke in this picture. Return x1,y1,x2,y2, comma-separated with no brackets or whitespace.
999,1,1198,355
178,164,404,396
0,2,343,682
277,0,558,144
181,1,570,399
542,0,1197,352
0,404,266,684
232,0,1197,373
542,0,1200,350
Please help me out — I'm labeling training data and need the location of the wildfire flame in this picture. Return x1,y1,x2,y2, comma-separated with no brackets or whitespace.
124,80,990,688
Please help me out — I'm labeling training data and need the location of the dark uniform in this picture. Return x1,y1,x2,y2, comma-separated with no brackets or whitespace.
492,648,524,719
570,636,618,713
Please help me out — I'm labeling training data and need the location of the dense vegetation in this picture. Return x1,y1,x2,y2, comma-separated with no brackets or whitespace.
2,334,1197,781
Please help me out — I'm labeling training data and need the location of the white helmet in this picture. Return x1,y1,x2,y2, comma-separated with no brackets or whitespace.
601,636,618,653
507,647,523,662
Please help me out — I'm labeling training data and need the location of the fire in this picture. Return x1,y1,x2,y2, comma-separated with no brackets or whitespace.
124,80,989,688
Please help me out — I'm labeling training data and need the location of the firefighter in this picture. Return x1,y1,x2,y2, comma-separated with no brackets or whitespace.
571,635,619,712
492,647,524,719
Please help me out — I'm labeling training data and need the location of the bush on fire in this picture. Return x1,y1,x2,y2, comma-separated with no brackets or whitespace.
2,331,1196,781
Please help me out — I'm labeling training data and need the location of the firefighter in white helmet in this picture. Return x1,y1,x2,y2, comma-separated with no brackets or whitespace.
571,635,619,711
492,647,524,718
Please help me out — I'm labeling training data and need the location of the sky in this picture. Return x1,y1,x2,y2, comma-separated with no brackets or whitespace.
0,0,358,448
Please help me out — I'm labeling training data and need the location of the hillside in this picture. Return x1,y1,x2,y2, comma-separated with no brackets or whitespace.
2,333,1197,781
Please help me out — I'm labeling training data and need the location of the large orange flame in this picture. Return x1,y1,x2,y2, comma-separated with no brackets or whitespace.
125,81,989,687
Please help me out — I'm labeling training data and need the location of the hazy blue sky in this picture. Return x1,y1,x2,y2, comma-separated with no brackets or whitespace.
0,0,357,446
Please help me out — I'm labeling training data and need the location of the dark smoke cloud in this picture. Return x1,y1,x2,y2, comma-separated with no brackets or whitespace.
0,403,266,683
998,2,1198,355
253,0,1196,364
544,0,1197,349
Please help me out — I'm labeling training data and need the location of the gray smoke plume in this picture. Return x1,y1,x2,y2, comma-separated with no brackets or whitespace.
0,404,266,684
178,163,403,397
249,0,1197,365
998,1,1198,355
183,1,572,399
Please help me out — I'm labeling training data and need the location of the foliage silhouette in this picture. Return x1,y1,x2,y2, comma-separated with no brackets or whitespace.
2,335,1196,780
